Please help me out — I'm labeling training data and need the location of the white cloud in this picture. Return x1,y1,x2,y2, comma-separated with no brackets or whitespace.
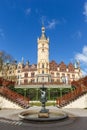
25,8,31,15
75,46,87,64
83,2,87,22
75,46,87,76
46,19,58,29
81,69,87,76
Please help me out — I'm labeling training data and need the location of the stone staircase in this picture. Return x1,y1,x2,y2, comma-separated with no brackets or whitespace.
0,86,30,109
56,76,87,108
0,78,30,109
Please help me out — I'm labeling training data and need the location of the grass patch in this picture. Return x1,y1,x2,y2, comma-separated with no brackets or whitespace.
30,101,56,106
30,102,41,106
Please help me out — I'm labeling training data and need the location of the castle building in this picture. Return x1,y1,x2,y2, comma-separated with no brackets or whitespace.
0,26,82,84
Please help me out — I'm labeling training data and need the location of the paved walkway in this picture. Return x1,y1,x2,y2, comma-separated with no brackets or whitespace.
0,106,87,130
0,106,87,119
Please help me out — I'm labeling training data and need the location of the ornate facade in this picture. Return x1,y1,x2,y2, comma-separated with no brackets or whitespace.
0,26,82,84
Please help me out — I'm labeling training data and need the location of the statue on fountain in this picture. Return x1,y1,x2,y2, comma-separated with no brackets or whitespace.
38,84,49,118
40,89,47,102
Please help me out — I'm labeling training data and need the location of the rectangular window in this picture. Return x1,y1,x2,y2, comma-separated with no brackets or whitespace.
25,73,28,78
31,73,35,77
24,79,28,84
17,70,20,73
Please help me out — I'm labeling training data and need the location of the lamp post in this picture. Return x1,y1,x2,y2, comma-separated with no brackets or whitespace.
36,88,38,100
48,88,50,100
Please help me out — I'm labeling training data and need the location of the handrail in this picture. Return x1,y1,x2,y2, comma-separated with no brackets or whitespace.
0,77,15,87
0,86,30,108
56,76,87,107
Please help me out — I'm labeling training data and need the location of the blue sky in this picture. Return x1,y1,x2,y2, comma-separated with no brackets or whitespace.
0,0,87,75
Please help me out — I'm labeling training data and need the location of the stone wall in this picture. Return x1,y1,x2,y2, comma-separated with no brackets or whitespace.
0,96,22,109
64,94,87,108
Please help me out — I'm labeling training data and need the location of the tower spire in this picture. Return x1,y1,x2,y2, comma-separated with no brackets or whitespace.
40,23,46,40
41,18,46,37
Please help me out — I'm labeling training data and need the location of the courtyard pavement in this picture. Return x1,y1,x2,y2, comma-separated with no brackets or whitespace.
0,106,87,130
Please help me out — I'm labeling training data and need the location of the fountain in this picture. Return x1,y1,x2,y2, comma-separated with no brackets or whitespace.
19,84,68,122
38,84,49,118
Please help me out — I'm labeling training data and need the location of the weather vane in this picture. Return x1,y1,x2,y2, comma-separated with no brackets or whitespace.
41,16,45,27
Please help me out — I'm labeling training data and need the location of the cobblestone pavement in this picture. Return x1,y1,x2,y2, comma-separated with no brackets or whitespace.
0,118,87,130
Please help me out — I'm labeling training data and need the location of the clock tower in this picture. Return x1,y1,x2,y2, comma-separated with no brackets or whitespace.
37,26,51,82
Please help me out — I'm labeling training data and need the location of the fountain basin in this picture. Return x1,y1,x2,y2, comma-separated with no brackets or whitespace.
19,108,68,122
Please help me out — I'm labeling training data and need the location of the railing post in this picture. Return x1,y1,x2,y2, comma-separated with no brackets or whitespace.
48,88,50,100
36,88,38,100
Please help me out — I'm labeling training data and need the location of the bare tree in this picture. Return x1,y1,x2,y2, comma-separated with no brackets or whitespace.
0,51,16,81
0,51,14,62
